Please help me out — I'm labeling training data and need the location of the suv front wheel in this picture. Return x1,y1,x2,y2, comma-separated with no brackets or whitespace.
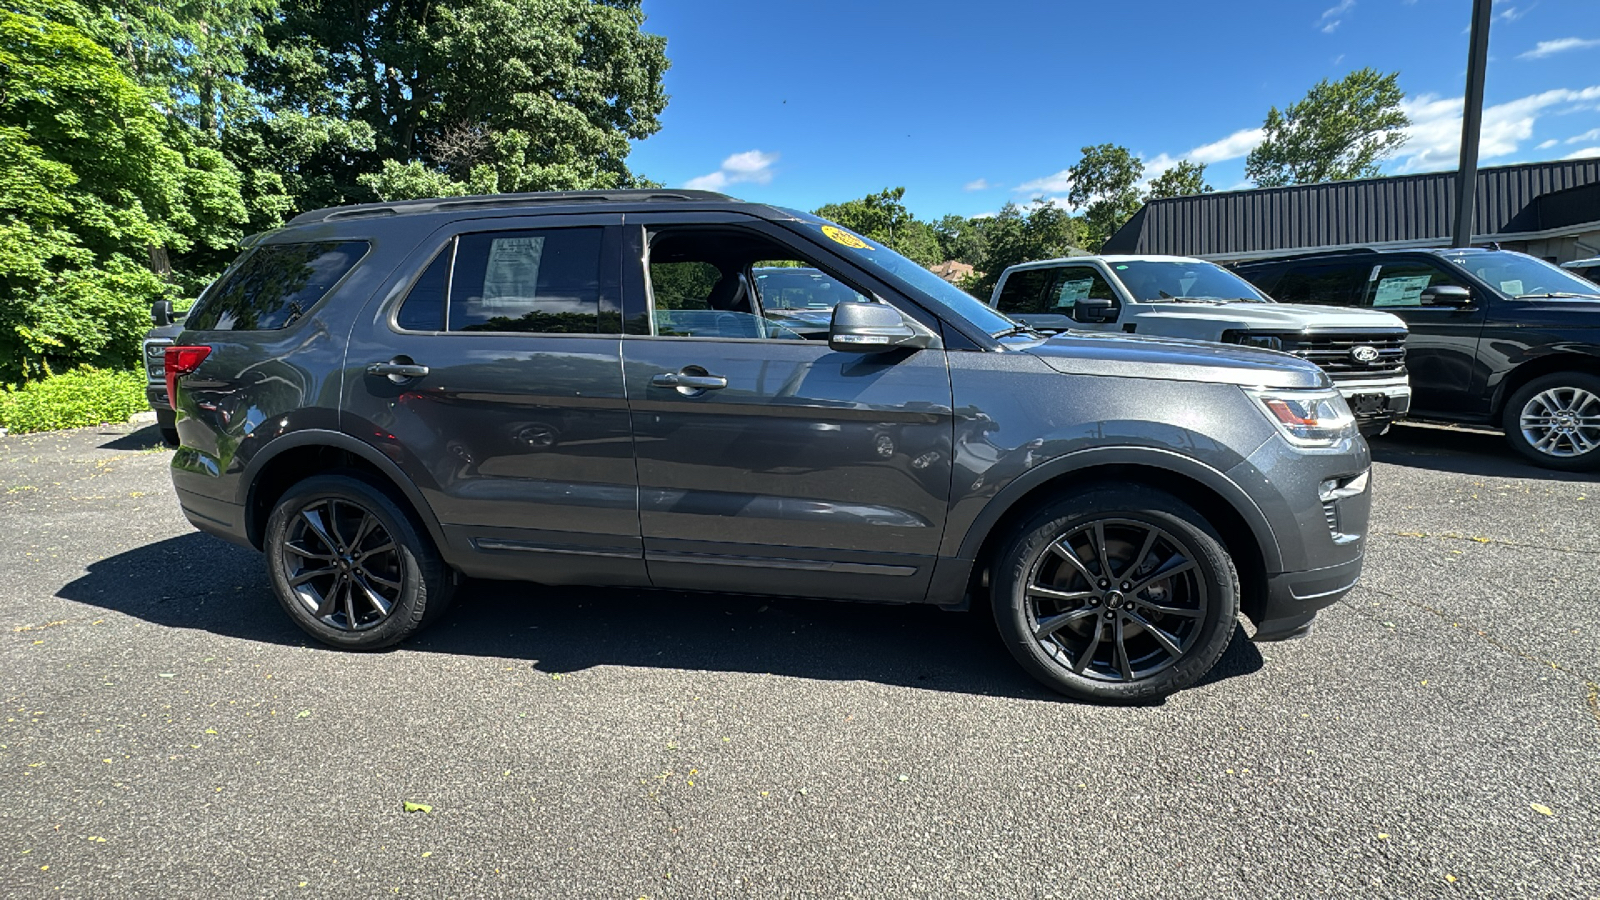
1503,372,1600,471
992,487,1239,703
264,473,454,649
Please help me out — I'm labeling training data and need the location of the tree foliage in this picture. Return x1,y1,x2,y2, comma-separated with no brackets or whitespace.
1067,143,1145,252
1146,160,1213,200
966,201,1086,297
1245,68,1409,188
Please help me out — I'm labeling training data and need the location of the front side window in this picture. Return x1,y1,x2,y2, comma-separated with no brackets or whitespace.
994,269,1051,315
449,228,607,333
1364,261,1465,307
186,241,369,330
1045,266,1117,311
645,229,870,340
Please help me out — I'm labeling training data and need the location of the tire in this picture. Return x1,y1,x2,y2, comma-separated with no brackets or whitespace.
264,472,454,649
991,486,1239,703
1501,372,1600,472
156,408,179,447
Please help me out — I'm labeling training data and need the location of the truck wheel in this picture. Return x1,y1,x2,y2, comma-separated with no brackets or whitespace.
1502,372,1600,471
264,473,454,649
991,486,1238,703
156,408,179,447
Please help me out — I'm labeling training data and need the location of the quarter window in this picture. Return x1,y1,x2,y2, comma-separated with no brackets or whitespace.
186,241,369,331
395,243,452,332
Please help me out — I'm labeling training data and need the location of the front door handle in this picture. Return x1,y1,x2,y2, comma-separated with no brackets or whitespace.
651,371,728,391
367,359,430,382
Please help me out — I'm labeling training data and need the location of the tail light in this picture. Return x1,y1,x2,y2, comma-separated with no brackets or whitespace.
164,345,212,405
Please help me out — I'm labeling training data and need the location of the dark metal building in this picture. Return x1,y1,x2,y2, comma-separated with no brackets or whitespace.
1103,158,1600,264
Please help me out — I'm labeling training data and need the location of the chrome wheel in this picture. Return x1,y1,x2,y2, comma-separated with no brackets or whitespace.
1025,518,1208,683
1519,387,1600,458
280,498,403,632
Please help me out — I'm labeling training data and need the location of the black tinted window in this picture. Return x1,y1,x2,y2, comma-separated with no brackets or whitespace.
395,244,452,332
187,241,368,330
450,228,605,333
1365,261,1465,308
995,269,1052,314
1266,264,1370,306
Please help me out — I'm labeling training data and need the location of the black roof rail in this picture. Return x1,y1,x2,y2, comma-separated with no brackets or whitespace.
1231,247,1381,267
287,189,739,226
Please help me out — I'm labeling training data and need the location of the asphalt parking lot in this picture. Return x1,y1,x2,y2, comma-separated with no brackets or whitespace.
2,421,1596,899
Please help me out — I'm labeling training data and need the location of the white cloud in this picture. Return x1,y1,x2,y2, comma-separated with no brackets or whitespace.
1319,0,1354,33
963,178,996,191
1519,37,1600,59
1188,127,1268,164
1395,85,1600,172
1014,170,1074,195
1496,1,1532,22
1566,146,1600,159
1537,138,1559,149
1567,128,1600,143
682,150,779,191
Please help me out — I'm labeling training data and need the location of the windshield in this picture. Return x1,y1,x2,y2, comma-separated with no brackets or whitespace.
1109,260,1270,303
1439,251,1600,298
753,267,864,310
782,211,1019,336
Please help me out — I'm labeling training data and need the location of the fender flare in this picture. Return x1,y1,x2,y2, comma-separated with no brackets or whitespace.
238,428,449,553
951,444,1283,572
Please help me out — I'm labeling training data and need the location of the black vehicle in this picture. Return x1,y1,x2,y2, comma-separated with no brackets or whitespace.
165,189,1372,703
1236,248,1600,470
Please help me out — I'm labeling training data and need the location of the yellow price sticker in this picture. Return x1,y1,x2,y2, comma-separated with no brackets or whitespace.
821,225,871,250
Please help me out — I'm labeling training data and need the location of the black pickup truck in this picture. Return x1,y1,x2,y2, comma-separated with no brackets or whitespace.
1235,247,1600,470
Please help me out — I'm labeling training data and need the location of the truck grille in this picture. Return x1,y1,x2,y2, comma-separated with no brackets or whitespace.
1280,332,1406,379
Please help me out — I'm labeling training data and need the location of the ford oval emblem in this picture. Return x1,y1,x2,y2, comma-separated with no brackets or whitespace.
1350,345,1381,364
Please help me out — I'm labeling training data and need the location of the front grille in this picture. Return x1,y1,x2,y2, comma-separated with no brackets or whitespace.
1280,332,1406,379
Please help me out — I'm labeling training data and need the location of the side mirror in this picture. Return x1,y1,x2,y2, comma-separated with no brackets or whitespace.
828,302,931,353
1073,297,1118,323
1420,285,1472,307
151,299,175,327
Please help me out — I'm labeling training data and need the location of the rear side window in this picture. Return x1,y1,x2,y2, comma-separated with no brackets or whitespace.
1265,264,1369,306
395,244,452,332
449,228,606,333
995,269,1053,315
186,241,369,330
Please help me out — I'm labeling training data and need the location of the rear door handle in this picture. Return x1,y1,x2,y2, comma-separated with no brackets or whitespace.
367,360,430,380
651,372,727,390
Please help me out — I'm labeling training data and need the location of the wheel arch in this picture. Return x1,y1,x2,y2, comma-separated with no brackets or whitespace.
951,447,1280,626
1491,352,1600,418
239,430,448,555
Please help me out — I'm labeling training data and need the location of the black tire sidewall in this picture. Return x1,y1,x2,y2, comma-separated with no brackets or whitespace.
992,486,1239,703
1502,372,1600,472
264,473,448,649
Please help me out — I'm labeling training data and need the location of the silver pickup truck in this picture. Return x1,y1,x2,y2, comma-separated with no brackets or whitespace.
989,255,1412,435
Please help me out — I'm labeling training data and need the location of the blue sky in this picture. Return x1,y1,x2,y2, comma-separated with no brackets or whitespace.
626,0,1600,220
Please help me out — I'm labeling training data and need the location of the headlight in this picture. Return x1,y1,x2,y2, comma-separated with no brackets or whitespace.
1244,387,1356,448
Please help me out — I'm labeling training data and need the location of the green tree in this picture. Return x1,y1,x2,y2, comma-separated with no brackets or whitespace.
815,187,941,266
1146,160,1213,200
0,0,247,380
250,0,670,206
1067,143,1144,251
1245,68,1410,187
934,213,989,268
967,201,1086,297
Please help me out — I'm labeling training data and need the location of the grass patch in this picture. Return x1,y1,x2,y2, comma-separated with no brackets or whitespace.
0,368,148,435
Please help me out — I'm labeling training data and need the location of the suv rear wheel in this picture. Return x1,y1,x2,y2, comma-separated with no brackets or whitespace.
1503,372,1600,471
992,487,1238,703
264,473,454,649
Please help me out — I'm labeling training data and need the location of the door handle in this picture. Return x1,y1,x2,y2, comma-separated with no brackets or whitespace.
651,372,727,390
367,360,430,381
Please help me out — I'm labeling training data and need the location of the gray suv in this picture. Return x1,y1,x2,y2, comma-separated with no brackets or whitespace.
165,190,1371,703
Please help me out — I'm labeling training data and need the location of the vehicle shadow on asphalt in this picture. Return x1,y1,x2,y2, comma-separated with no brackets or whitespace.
58,532,1264,704
98,424,169,452
1373,424,1600,482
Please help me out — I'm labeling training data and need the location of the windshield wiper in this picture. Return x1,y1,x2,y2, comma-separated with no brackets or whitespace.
1516,292,1600,300
1154,293,1227,304
992,324,1042,339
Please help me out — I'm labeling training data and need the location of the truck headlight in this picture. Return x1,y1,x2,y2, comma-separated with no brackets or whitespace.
1244,387,1357,448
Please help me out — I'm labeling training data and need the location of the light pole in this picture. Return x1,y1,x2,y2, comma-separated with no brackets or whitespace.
1452,0,1493,248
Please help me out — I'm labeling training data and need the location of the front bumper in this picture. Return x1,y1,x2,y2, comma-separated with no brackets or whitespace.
1331,375,1411,433
1254,553,1364,639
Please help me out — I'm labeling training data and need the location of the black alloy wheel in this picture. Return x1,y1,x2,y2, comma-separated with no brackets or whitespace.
993,487,1238,703
265,473,453,649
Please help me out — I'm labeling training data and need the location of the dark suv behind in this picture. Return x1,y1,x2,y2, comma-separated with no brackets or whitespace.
1237,248,1600,470
166,190,1372,703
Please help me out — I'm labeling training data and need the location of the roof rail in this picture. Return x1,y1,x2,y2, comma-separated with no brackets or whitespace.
287,189,738,226
1230,247,1380,267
